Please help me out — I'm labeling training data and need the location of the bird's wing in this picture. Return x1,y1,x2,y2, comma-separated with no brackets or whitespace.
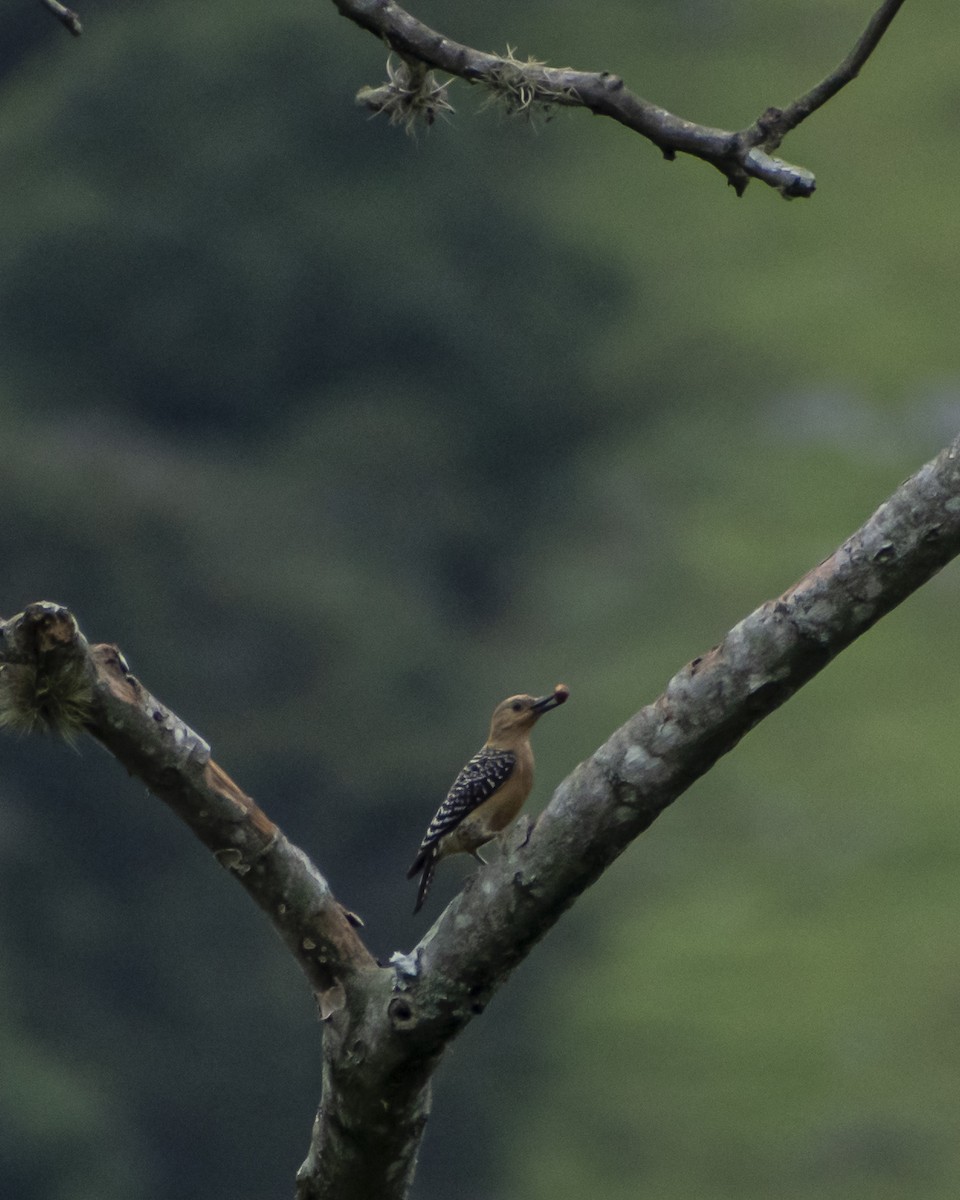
415,747,517,855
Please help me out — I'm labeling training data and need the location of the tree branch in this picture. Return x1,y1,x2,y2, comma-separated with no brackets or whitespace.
297,429,960,1196
5,429,958,1200
415,431,960,1003
321,428,958,1195
336,0,907,197
0,604,375,1002
740,0,907,153
38,0,83,36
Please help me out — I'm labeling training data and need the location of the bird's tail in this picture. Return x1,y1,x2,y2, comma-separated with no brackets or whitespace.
411,849,437,915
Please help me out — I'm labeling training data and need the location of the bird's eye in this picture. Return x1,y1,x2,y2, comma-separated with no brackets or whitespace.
511,701,523,712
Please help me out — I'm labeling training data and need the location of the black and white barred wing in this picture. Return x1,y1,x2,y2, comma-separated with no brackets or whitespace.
413,747,516,859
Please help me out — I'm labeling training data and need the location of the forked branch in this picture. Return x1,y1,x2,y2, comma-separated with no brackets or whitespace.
27,0,906,192
3,430,960,1198
338,0,907,196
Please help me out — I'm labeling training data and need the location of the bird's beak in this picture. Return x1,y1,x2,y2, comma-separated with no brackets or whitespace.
531,684,570,714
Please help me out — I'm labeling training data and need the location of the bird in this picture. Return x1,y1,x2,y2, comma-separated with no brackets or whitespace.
407,684,569,914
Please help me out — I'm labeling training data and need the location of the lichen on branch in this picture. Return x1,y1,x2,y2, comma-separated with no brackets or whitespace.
339,0,907,196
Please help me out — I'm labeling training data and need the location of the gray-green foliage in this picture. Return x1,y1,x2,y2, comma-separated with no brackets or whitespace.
1,1,959,1198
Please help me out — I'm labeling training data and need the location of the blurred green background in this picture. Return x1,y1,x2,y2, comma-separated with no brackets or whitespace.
1,1,959,1197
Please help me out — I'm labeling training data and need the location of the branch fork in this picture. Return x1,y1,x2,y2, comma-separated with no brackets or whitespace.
343,0,907,196
4,426,960,1197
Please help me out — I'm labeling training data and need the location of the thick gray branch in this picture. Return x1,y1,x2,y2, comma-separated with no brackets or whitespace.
337,0,907,196
0,605,375,997
296,431,960,1200
0,602,426,1200
5,426,958,1200
404,433,960,1041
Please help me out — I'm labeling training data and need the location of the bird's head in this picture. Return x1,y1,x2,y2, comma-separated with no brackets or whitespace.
487,684,569,744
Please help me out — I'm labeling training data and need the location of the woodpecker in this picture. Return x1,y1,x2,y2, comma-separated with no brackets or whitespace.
407,684,569,913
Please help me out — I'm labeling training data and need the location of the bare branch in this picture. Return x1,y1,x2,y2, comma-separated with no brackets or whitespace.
296,427,960,1195
409,430,960,1041
8,425,959,1200
298,430,960,1198
38,0,83,36
0,602,421,1199
0,604,376,995
336,0,907,197
742,0,907,153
